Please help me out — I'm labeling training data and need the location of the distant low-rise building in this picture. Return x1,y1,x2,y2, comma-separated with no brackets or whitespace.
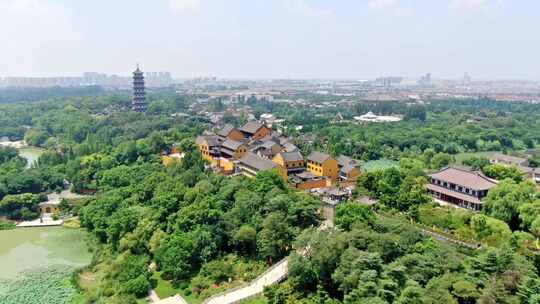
426,167,498,211
216,124,244,141
272,151,305,178
251,140,282,159
161,143,185,166
39,201,60,215
290,171,328,190
353,112,402,123
520,167,540,186
490,154,529,167
239,121,271,140
307,152,339,181
237,153,280,178
490,153,539,186
220,139,248,160
196,135,221,164
336,155,361,184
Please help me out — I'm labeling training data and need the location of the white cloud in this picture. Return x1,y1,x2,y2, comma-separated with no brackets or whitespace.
450,0,503,11
0,0,81,76
367,0,413,17
169,0,201,14
283,0,333,18
450,0,486,9
368,0,398,10
394,7,414,17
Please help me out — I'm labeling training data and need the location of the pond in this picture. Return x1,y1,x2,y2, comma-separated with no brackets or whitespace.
0,227,92,303
0,227,91,280
18,147,45,169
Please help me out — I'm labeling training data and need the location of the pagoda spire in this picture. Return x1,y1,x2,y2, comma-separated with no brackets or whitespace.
132,64,147,113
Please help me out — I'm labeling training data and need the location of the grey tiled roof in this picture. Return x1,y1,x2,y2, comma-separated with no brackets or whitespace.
429,167,498,190
283,142,299,152
238,153,278,171
340,165,356,174
294,171,318,179
308,151,331,163
240,121,265,135
279,151,304,162
216,124,236,137
221,139,244,151
196,135,221,147
491,153,528,165
336,155,359,167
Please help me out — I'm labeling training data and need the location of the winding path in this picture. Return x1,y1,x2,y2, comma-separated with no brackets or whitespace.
149,292,188,304
154,201,479,304
202,258,289,304
421,229,481,249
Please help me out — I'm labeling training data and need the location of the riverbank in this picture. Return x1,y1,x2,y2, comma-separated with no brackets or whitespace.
16,215,63,228
14,190,89,228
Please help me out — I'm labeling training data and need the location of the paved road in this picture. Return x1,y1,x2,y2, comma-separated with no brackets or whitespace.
155,295,188,304
203,259,289,304
148,290,161,303
422,229,480,249
148,289,188,304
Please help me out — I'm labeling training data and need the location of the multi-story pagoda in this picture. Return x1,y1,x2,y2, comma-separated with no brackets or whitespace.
132,64,147,112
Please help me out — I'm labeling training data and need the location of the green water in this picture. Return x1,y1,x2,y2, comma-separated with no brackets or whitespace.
0,227,91,280
18,147,45,169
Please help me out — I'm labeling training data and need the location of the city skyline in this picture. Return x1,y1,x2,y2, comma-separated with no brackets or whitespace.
1,0,539,80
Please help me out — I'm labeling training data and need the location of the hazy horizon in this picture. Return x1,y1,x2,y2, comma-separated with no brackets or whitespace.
2,0,539,80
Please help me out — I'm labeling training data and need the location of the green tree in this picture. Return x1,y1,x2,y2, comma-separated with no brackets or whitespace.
483,180,538,230
483,164,524,183
396,281,426,304
24,129,50,146
155,233,197,282
233,225,257,255
462,157,491,171
396,176,431,213
335,203,375,231
0,193,43,220
257,212,293,262
431,153,453,170
332,247,383,294
471,214,512,246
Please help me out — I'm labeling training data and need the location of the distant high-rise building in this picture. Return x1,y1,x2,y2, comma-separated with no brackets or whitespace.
463,72,472,84
143,71,173,87
418,73,432,86
375,76,403,87
132,64,147,112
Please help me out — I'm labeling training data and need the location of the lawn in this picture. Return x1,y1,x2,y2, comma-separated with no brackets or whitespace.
361,159,398,172
453,151,499,164
152,272,202,304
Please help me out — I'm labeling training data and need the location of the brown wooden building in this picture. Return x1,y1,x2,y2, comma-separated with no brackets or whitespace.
216,124,244,141
336,155,361,184
220,139,248,160
427,167,498,211
239,121,271,140
195,135,222,164
237,153,281,178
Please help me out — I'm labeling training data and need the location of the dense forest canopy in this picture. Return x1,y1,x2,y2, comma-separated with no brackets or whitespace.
1,92,540,303
0,86,106,103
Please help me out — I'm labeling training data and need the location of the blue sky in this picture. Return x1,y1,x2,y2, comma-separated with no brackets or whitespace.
1,0,539,80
